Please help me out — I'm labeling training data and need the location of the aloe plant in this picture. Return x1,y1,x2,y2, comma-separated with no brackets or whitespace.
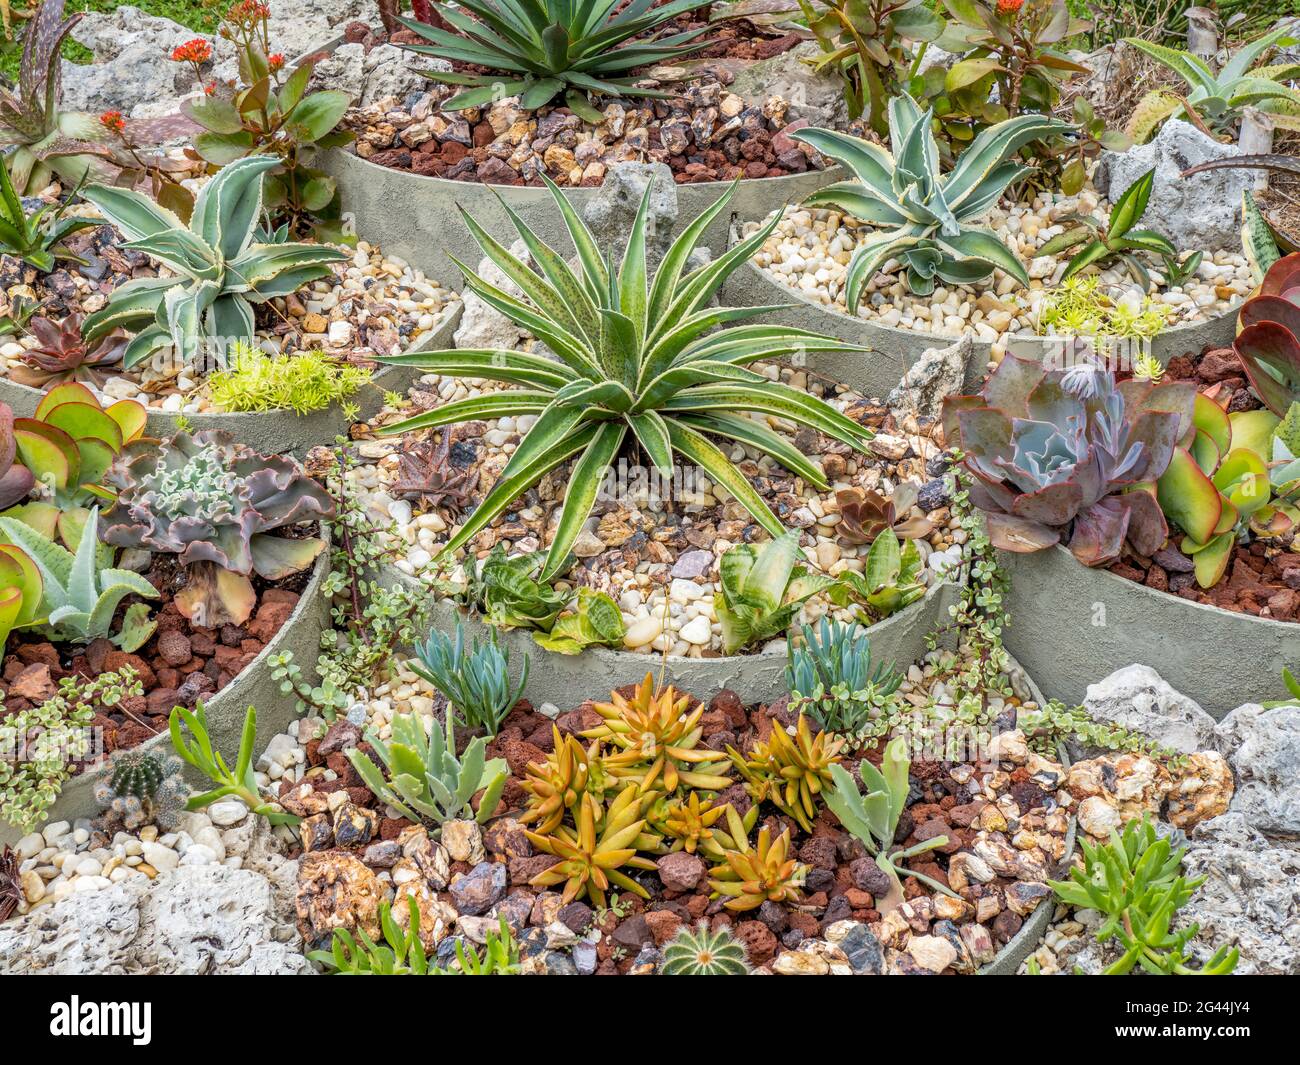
348,711,508,830
716,532,836,655
793,95,1070,302
0,160,96,272
398,0,714,122
375,178,873,581
79,155,349,368
824,736,958,913
0,506,158,650
1124,25,1300,143
1233,252,1300,417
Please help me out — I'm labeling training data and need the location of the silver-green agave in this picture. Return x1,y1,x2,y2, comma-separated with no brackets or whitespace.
792,94,1070,304
376,178,874,581
78,155,348,368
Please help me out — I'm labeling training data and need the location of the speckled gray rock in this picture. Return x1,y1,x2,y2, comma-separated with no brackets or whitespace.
1216,702,1300,839
1079,664,1219,757
583,162,678,266
310,42,427,107
1095,119,1250,252
727,41,846,127
886,335,975,421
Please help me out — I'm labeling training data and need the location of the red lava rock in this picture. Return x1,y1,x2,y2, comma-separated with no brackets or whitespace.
103,651,155,689
657,851,706,892
734,919,777,965
246,589,299,643
156,629,193,668
9,663,57,702
645,909,683,946
15,643,59,668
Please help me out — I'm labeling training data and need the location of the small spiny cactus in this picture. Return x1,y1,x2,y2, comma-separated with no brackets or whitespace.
661,921,751,976
95,751,188,831
110,750,166,800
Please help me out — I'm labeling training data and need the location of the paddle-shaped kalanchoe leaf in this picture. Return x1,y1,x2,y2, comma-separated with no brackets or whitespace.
398,0,714,122
375,177,874,582
793,93,1071,303
942,354,1193,567
79,155,348,368
1234,252,1300,418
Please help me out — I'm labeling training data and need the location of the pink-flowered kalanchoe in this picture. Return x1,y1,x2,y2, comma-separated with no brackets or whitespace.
941,354,1195,566
100,430,335,627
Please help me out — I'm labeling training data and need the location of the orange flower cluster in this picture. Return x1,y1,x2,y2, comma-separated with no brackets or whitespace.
170,38,213,64
99,110,125,133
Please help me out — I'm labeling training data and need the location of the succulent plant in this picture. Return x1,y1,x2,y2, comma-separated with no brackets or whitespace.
80,155,348,368
793,95,1069,302
942,353,1193,566
0,158,97,273
102,429,333,627
398,0,715,123
0,400,35,510
531,585,625,655
661,920,752,976
10,314,127,390
0,536,42,650
581,673,732,794
460,544,567,632
518,726,613,835
410,619,527,738
375,177,872,582
716,532,837,655
0,844,18,922
525,786,659,908
310,894,431,975
835,483,935,545
94,749,187,831
728,713,845,832
656,792,752,861
824,736,957,913
347,711,508,830
785,616,903,738
391,431,479,511
0,506,159,649
708,806,806,912
829,527,927,621
1233,252,1300,418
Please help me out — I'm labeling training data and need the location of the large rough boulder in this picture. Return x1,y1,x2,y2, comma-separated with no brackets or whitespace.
1216,701,1300,839
1079,664,1220,757
453,238,534,351
583,162,678,267
310,42,426,107
1094,119,1251,253
0,865,309,975
728,41,846,128
886,335,975,421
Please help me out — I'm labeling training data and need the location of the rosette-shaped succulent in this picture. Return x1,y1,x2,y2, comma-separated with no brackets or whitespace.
942,354,1194,566
11,314,127,390
102,430,333,626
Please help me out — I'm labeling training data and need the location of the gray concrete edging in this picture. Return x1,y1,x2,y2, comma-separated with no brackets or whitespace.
0,534,334,846
1000,543,1300,720
320,146,839,284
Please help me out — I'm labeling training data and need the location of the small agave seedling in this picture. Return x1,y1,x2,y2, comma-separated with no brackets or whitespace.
942,353,1194,566
79,155,348,367
824,735,958,913
792,94,1070,302
716,532,837,655
0,505,159,650
661,921,751,976
409,619,528,737
348,711,508,830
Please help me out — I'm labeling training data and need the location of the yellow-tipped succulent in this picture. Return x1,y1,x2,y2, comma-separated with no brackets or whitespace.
654,793,757,861
727,714,845,832
518,726,614,835
525,785,658,908
708,806,806,912
582,673,732,794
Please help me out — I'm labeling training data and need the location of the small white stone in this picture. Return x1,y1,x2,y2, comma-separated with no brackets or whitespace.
142,842,179,874
207,800,250,827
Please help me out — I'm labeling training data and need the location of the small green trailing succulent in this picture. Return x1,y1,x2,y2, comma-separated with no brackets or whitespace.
375,176,872,582
823,735,958,913
828,527,926,622
1036,168,1195,293
1049,816,1239,975
0,161,96,273
398,0,714,123
786,616,903,741
409,620,528,737
347,711,508,830
205,343,373,415
1037,275,1168,340
0,667,143,831
716,532,836,655
793,95,1069,302
80,155,349,368
661,920,751,976
93,749,188,832
169,702,299,825
1018,700,1182,764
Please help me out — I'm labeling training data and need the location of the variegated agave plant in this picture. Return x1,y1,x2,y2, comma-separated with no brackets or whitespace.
79,156,348,368
942,354,1193,567
792,94,1070,304
376,178,874,581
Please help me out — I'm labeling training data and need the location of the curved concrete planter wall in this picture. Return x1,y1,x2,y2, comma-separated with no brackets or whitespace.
0,540,333,847
721,246,1238,395
320,147,839,284
0,306,462,457
1000,544,1300,720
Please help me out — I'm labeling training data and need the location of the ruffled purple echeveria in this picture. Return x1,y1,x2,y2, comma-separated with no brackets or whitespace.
941,354,1195,566
102,430,335,627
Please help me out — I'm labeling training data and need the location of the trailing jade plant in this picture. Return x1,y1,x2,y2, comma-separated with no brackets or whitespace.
1049,816,1239,975
1124,25,1300,143
410,620,528,737
376,177,872,582
716,532,836,655
347,711,508,830
0,160,96,272
792,95,1069,302
824,735,958,912
397,0,714,123
942,353,1193,567
1234,252,1300,418
102,429,334,627
80,155,348,367
786,616,903,739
